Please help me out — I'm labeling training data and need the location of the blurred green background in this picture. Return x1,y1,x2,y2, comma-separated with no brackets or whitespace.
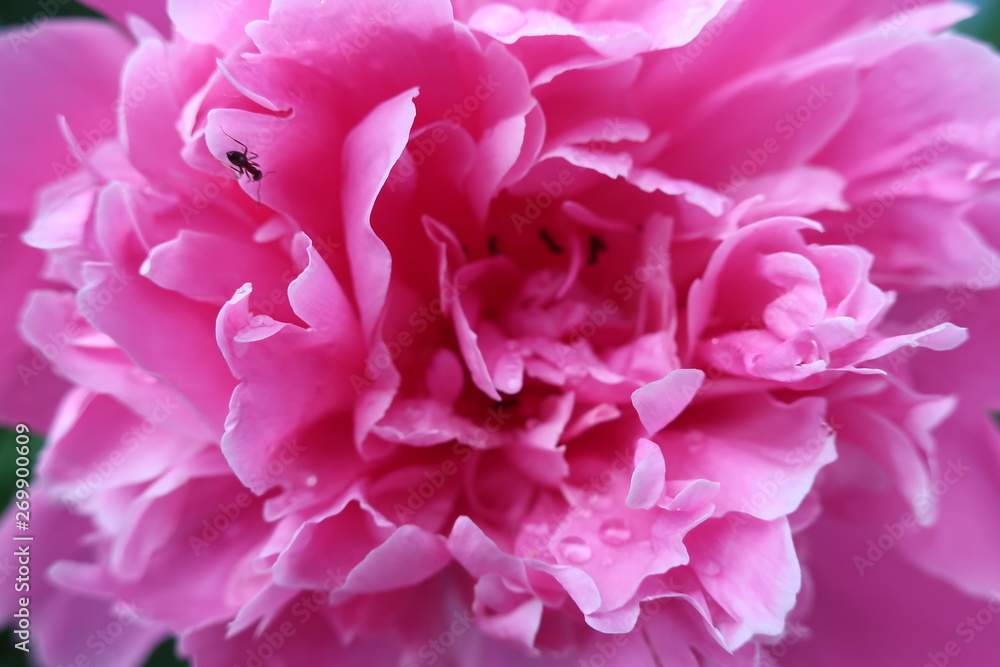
3,0,1000,665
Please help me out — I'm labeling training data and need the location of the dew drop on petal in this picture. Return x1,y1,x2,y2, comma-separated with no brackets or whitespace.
558,536,593,564
701,559,721,576
685,430,706,451
598,519,632,547
305,475,318,487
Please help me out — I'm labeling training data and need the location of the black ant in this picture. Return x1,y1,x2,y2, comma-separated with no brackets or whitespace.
220,128,264,203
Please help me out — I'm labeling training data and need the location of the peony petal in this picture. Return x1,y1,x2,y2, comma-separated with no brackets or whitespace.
631,368,705,435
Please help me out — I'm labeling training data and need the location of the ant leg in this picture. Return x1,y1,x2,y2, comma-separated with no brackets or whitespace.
220,127,251,154
216,156,245,179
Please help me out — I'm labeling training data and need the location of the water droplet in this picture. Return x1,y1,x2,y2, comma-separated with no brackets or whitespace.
598,519,632,547
710,337,720,345
685,430,706,452
305,475,318,487
701,560,721,576
404,405,423,419
558,536,592,564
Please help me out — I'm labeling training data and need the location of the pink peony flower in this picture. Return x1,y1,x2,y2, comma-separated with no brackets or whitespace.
3,0,1000,665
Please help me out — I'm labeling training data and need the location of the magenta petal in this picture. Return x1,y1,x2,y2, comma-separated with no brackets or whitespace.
343,88,419,338
5,1,1000,664
79,0,171,34
902,410,1000,596
662,394,837,520
330,525,452,601
0,20,130,212
0,495,167,666
167,0,270,47
631,368,705,435
783,511,1000,666
218,240,364,490
687,517,801,649
627,438,666,510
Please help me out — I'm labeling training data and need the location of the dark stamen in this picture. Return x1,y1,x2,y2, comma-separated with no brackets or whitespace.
588,235,608,265
494,394,519,410
539,229,564,254
487,235,499,256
